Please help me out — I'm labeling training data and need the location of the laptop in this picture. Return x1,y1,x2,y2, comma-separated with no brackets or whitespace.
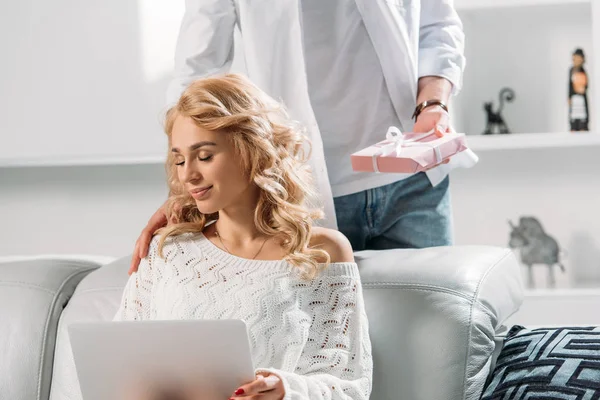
69,319,255,400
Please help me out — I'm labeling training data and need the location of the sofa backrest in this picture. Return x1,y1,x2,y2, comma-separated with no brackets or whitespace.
0,259,100,400
48,258,128,400
356,246,522,399
47,245,522,400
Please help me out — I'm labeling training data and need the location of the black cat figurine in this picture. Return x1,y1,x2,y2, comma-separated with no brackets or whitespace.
483,88,515,135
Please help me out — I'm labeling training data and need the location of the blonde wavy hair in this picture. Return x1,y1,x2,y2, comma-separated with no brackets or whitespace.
156,74,330,278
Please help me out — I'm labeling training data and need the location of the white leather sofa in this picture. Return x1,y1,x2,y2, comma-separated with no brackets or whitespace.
1,246,524,400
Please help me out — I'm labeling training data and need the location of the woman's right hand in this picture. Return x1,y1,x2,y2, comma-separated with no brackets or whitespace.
129,201,168,275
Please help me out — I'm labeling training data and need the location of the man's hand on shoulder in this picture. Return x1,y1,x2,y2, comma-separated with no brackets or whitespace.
129,201,168,275
310,227,355,263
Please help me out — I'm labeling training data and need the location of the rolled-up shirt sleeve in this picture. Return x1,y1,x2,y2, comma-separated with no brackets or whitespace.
418,0,466,95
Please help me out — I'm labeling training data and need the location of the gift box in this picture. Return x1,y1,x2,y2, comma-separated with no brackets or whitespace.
350,127,470,174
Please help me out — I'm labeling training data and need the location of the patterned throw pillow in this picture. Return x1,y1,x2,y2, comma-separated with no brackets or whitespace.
481,325,600,399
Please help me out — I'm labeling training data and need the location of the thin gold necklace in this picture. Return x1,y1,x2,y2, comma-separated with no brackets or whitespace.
214,227,270,260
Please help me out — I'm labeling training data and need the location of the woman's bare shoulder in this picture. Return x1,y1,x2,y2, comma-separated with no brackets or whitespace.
309,227,355,263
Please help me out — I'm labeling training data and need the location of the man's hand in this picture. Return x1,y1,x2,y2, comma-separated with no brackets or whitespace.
229,373,285,400
414,75,454,138
412,105,452,170
412,105,452,137
129,201,168,275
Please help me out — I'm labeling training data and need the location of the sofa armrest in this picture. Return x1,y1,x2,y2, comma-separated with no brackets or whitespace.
357,245,524,400
0,259,100,400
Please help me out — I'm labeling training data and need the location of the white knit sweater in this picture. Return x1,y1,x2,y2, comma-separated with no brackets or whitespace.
114,233,373,400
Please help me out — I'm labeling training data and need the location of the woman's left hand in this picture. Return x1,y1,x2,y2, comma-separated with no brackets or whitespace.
229,373,285,400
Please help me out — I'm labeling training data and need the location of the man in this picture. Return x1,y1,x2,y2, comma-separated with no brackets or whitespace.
129,0,466,273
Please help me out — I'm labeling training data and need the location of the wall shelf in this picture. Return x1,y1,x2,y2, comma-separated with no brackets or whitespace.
506,288,600,326
0,154,166,168
455,0,589,11
1,132,599,167
0,254,117,265
465,131,600,151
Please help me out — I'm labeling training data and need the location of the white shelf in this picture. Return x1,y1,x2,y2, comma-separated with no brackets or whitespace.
0,154,166,168
0,254,117,265
465,131,600,151
1,132,598,167
455,0,589,11
506,288,600,326
524,288,600,296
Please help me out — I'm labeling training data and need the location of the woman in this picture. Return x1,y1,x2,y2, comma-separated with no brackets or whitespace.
114,74,373,400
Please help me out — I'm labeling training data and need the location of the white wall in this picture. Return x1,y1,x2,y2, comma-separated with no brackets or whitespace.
449,1,600,293
0,165,167,257
452,147,600,290
0,0,185,162
453,2,594,135
0,0,248,165
2,147,598,287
